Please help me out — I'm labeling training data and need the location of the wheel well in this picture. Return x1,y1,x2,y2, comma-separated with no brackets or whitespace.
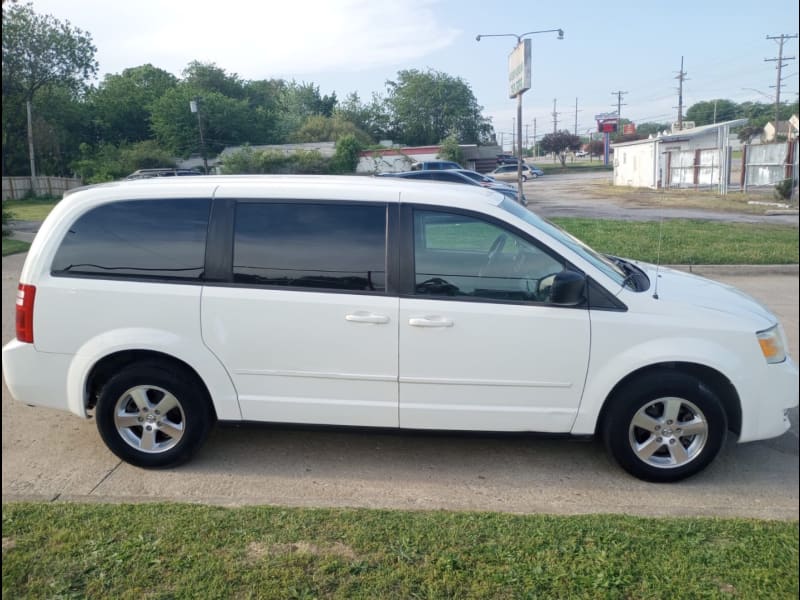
596,362,742,436
85,350,216,420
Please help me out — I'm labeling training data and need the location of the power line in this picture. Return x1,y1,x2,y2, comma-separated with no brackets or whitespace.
765,33,798,127
552,98,560,133
673,56,688,129
611,90,627,130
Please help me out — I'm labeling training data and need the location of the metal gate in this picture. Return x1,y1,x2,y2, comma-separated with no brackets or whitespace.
742,141,798,191
666,148,724,188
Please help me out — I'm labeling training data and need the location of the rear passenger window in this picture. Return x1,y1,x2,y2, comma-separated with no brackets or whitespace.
233,202,386,292
52,198,210,280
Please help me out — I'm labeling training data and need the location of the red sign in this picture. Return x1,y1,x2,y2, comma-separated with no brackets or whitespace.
599,121,617,133
623,123,636,135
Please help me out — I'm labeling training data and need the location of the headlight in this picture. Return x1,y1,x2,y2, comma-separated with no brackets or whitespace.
756,325,786,364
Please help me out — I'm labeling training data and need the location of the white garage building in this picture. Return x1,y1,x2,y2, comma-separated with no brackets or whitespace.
612,119,746,192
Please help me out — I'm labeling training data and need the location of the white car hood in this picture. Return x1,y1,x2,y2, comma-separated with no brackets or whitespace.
629,264,776,327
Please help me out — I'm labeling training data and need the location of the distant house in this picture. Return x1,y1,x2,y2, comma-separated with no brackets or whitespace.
763,115,799,142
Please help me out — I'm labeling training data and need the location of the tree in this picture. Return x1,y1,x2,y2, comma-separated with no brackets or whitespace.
292,114,372,145
89,64,178,145
334,91,391,142
183,61,245,99
437,132,464,164
685,99,737,125
588,139,605,157
150,85,253,156
635,122,670,138
2,2,97,184
384,69,493,146
539,130,581,166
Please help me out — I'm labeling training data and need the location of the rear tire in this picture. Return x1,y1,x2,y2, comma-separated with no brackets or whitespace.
95,361,213,468
602,371,727,482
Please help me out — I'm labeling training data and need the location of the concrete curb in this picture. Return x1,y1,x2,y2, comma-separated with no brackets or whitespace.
665,264,800,276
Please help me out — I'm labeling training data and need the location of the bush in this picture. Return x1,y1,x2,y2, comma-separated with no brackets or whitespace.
221,142,359,175
71,141,177,183
330,134,363,173
2,209,12,237
437,133,463,164
774,178,795,201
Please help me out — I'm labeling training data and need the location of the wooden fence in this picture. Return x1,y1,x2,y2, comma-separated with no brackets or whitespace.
2,176,84,201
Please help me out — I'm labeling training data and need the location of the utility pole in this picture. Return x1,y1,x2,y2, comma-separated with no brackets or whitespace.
574,97,581,135
525,123,530,150
533,118,537,158
765,33,798,130
189,97,209,174
552,98,559,133
611,90,627,132
674,57,688,130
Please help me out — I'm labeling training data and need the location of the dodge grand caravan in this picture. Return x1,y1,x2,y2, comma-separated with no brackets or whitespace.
3,176,797,481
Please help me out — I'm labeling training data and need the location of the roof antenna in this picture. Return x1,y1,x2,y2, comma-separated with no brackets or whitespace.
652,165,664,300
652,215,663,300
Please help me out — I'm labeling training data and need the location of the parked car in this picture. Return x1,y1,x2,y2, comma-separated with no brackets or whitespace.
449,169,515,190
496,154,521,165
3,175,797,481
575,150,589,158
409,160,463,171
379,169,525,204
491,164,544,182
125,168,203,180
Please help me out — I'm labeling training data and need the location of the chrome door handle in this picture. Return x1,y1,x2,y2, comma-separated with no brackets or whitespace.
408,316,454,328
345,312,390,324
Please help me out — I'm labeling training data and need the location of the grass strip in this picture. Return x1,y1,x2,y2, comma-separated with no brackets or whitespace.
3,197,60,221
2,502,798,599
553,218,799,265
1,238,31,256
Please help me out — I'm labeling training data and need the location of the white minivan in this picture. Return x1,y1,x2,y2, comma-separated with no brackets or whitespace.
3,176,797,481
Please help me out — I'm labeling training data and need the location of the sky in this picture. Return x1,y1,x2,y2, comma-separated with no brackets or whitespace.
26,0,800,150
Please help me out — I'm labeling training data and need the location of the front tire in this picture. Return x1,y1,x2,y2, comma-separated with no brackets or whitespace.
95,361,213,468
602,371,727,482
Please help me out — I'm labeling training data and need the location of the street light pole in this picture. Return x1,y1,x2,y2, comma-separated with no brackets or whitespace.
189,97,209,175
477,28,564,204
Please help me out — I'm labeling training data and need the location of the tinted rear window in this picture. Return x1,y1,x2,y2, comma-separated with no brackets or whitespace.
52,198,210,280
233,202,386,292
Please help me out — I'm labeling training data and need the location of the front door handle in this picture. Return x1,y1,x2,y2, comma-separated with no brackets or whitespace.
345,311,390,324
408,316,454,328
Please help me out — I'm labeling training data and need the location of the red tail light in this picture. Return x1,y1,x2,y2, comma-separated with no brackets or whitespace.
15,284,36,343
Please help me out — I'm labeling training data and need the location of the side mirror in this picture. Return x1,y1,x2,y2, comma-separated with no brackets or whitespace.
551,271,586,305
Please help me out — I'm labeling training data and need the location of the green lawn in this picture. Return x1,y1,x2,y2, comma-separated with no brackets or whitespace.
553,218,799,265
536,161,612,174
3,197,60,221
2,502,797,599
1,238,31,256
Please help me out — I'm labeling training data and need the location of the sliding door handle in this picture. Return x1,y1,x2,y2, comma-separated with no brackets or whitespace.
408,316,454,328
345,312,390,324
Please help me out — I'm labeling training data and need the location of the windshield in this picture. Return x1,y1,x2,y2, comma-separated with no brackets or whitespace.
500,199,628,286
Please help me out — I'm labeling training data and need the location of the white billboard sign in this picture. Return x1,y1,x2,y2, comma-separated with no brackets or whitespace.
508,39,531,98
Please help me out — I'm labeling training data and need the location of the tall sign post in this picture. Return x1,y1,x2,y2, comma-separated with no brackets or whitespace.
595,112,618,166
476,28,563,205
508,39,532,201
